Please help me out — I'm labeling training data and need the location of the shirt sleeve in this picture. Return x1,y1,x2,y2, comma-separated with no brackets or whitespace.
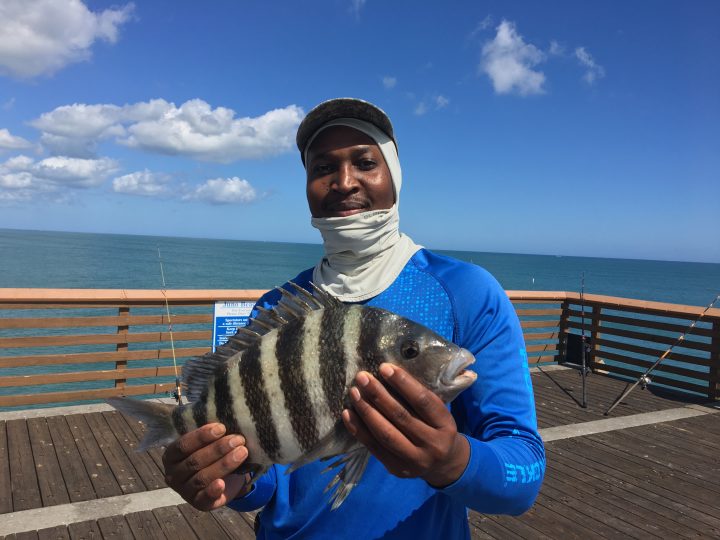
437,265,545,515
226,466,278,512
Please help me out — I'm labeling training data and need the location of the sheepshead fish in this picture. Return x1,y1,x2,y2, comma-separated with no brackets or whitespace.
107,282,477,509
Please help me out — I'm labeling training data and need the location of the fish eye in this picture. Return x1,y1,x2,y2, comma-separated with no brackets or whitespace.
401,340,419,359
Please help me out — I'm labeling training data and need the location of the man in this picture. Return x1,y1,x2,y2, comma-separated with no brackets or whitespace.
163,98,545,538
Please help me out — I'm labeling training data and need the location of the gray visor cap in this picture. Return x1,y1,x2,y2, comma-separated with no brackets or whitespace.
296,98,396,164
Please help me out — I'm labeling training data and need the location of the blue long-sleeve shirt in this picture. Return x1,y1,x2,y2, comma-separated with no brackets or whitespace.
228,249,545,539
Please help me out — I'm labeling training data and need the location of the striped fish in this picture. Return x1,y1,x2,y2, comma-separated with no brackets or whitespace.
107,282,477,509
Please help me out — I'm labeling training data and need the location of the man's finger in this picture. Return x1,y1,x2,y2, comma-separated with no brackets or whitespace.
166,433,245,485
163,423,227,464
342,408,418,477
379,364,449,428
186,445,248,494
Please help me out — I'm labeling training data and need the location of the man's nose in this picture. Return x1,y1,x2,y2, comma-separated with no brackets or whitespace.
332,162,359,192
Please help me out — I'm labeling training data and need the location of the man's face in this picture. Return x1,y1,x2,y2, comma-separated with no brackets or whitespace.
305,125,395,218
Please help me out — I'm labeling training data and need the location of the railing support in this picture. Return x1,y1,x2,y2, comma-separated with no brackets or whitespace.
709,319,720,400
115,306,129,390
590,304,603,374
558,300,570,363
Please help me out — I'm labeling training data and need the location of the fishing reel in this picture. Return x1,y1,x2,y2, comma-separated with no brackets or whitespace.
639,375,651,390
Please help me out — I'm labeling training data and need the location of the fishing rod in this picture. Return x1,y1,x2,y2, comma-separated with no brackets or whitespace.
604,293,720,416
158,247,183,405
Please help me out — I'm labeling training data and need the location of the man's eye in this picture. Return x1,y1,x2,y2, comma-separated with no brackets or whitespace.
312,164,333,176
357,159,376,170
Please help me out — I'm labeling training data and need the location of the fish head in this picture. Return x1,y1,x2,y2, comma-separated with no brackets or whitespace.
377,312,478,403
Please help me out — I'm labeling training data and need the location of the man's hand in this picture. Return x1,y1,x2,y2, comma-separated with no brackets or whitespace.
341,363,470,488
162,423,251,511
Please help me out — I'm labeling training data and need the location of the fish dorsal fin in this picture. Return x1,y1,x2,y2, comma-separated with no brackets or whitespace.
182,281,338,403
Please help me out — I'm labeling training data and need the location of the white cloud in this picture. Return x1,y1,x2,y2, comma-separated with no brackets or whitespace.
414,102,427,116
112,169,171,197
481,20,546,96
549,40,564,56
1,154,118,188
31,99,303,162
0,0,134,79
575,47,605,84
435,95,449,109
467,15,494,42
382,76,397,89
350,0,367,18
0,129,32,150
183,177,257,205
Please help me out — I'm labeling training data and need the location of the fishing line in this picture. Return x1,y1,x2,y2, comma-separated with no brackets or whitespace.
579,272,590,408
604,293,720,416
158,247,183,405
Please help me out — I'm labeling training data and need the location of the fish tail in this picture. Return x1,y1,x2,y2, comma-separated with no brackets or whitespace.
106,397,178,451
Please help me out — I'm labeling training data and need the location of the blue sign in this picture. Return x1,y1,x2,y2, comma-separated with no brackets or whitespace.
213,300,255,351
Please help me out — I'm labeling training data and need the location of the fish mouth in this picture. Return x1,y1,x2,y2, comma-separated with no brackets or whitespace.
442,349,477,386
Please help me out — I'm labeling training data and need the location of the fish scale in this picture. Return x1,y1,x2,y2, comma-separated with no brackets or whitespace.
107,281,477,509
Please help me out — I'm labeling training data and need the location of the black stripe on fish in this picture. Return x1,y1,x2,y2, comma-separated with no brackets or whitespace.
239,341,281,459
192,391,209,428
172,406,189,436
214,370,241,435
358,309,385,375
276,318,319,452
320,307,348,418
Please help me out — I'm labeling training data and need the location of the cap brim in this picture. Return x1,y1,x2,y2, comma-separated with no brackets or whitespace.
296,98,395,160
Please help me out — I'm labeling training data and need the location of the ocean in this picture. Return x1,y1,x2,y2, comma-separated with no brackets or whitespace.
1,228,718,409
1,228,718,306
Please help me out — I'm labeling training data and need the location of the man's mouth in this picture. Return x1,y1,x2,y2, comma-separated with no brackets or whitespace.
323,200,369,217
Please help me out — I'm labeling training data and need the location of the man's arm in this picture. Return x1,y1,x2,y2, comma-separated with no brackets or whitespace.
344,264,545,514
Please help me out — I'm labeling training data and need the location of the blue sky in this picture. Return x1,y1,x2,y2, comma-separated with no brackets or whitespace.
0,0,718,263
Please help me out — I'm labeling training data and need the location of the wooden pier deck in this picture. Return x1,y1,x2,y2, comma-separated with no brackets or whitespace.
1,367,718,539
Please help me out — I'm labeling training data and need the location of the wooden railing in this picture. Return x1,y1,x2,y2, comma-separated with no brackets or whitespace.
1,289,718,407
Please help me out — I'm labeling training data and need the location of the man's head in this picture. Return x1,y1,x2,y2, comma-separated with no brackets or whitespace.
296,98,401,219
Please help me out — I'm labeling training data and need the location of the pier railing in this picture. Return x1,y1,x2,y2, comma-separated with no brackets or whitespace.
1,289,718,407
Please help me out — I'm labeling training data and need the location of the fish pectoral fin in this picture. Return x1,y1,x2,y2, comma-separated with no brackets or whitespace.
285,423,356,475
322,446,371,511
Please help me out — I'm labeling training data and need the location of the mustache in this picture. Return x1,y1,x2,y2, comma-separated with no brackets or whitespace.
322,196,371,211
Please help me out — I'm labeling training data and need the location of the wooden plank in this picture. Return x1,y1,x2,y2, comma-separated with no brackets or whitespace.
0,382,177,407
119,411,165,472
26,417,70,507
521,320,560,329
36,526,69,540
568,320,712,352
152,506,199,540
0,347,209,369
534,482,656,538
102,411,166,490
44,415,96,503
211,506,257,540
567,309,715,338
514,308,562,317
553,438,720,526
65,414,122,499
0,313,212,330
124,510,167,540
96,515,134,540
545,450,707,538
0,421,11,514
11,532,40,540
68,520,102,540
7,419,42,511
0,366,179,388
595,349,710,381
469,513,531,539
0,330,210,349
83,413,143,495
178,503,235,540
523,331,559,342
